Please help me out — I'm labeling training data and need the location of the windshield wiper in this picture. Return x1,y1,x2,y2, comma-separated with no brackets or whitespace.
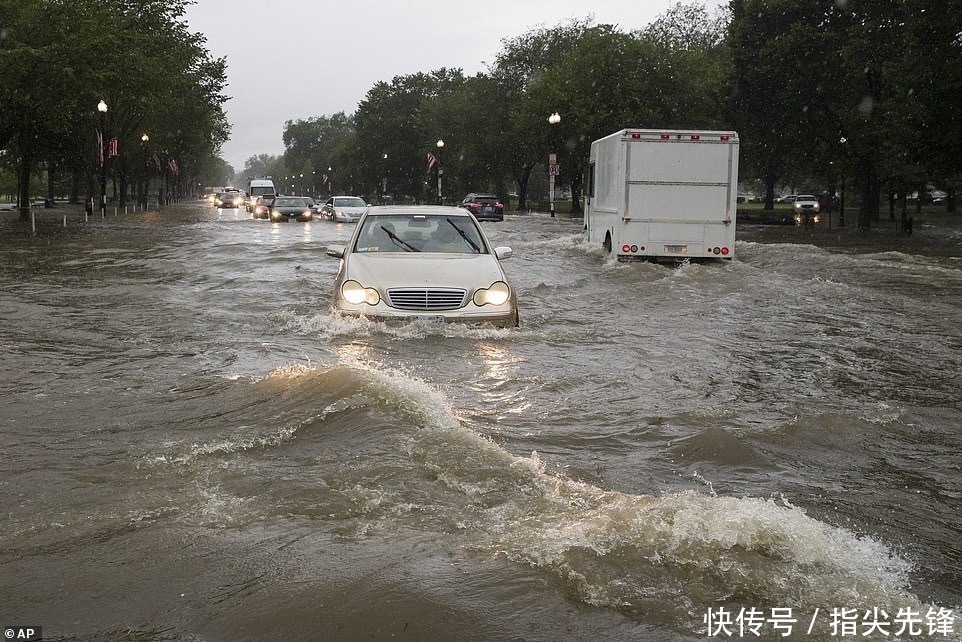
445,219,481,253
380,225,420,252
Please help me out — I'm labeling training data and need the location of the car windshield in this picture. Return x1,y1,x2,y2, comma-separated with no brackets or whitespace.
335,197,367,207
274,198,309,207
354,215,485,254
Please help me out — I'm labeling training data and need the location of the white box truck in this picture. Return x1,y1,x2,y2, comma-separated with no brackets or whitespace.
584,129,739,262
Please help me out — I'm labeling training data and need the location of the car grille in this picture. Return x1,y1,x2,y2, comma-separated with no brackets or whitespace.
387,287,467,311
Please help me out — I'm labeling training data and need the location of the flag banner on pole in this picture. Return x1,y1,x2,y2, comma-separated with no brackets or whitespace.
425,152,437,175
108,138,119,158
322,174,328,184
97,131,104,167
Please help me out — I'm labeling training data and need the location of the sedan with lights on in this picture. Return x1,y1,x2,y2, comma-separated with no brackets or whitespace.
251,195,275,219
322,195,369,223
793,194,821,227
215,191,244,208
326,205,519,327
268,196,314,222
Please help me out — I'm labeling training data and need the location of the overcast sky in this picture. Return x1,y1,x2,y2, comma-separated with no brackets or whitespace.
183,0,721,173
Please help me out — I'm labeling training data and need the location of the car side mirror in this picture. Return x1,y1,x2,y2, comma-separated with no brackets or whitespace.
494,246,512,260
326,245,346,258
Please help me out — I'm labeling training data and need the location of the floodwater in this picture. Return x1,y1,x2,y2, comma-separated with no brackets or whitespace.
2,204,960,641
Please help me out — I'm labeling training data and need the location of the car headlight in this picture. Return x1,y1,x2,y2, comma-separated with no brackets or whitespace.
341,280,380,305
473,281,511,306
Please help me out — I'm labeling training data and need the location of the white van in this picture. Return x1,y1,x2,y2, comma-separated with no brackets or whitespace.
247,178,276,210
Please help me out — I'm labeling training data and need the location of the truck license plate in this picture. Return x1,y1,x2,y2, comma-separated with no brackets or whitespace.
664,244,688,254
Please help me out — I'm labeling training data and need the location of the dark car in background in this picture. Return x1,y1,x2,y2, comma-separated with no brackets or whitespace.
459,193,504,221
251,194,276,219
268,196,314,222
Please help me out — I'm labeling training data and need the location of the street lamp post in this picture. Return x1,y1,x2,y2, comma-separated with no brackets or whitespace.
141,133,149,210
382,153,388,203
436,139,444,205
98,100,108,219
838,137,848,228
547,112,561,218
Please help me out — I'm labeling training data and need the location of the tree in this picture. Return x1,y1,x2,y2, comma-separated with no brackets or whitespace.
353,69,467,202
0,0,229,217
489,18,596,210
282,112,353,196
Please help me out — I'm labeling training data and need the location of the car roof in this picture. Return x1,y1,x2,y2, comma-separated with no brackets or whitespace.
364,205,471,218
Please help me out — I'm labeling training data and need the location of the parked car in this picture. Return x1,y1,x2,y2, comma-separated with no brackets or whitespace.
268,196,314,222
793,194,821,226
251,194,276,219
322,196,369,223
459,193,504,221
325,205,518,327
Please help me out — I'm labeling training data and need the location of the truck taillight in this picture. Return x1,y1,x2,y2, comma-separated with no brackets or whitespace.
691,135,700,140
631,133,641,139
721,246,730,255
660,134,670,140
720,135,730,141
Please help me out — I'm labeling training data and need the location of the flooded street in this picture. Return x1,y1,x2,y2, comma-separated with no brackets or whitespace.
2,204,960,640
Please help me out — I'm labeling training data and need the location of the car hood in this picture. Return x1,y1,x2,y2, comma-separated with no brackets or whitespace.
345,253,506,289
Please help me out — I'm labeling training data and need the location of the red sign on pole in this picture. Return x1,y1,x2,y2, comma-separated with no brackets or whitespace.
108,138,119,158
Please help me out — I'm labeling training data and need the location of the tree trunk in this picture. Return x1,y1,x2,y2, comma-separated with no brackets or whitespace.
856,156,878,231
570,167,583,216
764,175,778,210
17,151,33,221
515,164,533,211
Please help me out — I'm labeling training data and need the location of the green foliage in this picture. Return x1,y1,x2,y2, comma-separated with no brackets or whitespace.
0,0,230,212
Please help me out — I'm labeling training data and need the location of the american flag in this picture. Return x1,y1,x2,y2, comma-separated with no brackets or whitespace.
425,152,437,175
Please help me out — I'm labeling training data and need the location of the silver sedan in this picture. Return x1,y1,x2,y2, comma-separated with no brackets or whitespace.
326,206,519,327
